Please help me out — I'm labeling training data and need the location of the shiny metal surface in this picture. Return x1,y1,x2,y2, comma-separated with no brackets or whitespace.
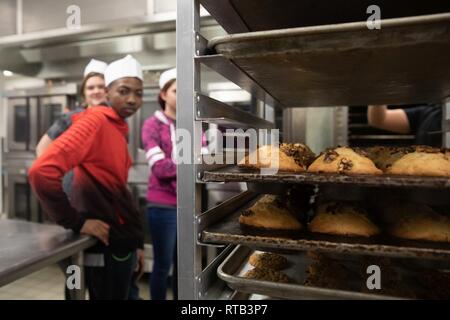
201,0,450,33
210,13,450,107
22,0,148,33
0,0,16,37
196,93,274,129
217,245,403,300
0,219,96,287
203,166,450,189
196,55,284,109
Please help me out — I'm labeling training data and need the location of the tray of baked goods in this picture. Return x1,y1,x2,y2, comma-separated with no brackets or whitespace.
218,245,450,300
208,13,450,107
201,190,450,259
202,144,450,189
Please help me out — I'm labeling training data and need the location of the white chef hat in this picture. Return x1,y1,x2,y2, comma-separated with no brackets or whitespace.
83,59,107,77
159,67,176,89
104,55,143,87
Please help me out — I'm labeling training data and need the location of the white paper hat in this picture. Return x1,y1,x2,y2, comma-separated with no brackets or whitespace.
83,59,107,77
159,68,176,89
104,55,143,87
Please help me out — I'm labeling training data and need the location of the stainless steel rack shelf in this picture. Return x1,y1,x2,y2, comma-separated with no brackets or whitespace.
202,166,450,189
208,13,450,107
200,0,450,33
200,199,450,261
217,246,404,300
177,0,450,300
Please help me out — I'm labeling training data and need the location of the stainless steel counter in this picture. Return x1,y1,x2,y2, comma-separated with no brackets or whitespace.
0,219,96,299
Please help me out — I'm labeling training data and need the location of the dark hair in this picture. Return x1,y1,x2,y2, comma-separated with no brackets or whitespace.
158,78,176,110
79,72,105,108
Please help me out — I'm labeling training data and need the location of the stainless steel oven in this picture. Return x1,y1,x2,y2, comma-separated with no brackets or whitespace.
4,166,39,222
38,95,68,138
6,97,38,152
2,84,78,223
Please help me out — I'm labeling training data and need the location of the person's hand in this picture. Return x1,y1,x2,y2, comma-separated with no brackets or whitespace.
135,249,145,280
80,219,110,246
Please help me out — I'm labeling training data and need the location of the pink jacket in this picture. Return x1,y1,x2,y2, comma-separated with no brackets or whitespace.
142,111,208,206
141,111,177,206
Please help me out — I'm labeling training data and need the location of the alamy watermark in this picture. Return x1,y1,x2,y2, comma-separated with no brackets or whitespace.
66,265,81,290
366,264,382,290
171,128,281,174
66,5,81,30
367,5,381,30
64,4,381,32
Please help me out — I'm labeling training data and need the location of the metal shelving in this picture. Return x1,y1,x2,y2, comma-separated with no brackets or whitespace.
208,13,450,107
177,0,450,300
177,0,283,300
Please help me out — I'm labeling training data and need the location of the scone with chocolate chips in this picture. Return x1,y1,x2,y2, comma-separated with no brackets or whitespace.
238,143,315,172
239,195,303,230
364,146,411,171
387,145,450,177
307,147,382,175
309,201,380,237
304,257,352,290
244,267,291,283
248,252,288,270
380,202,450,242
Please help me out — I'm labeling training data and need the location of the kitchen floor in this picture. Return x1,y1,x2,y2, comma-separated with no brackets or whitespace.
0,264,173,300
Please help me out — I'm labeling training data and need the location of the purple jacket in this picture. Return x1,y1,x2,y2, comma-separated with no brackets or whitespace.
142,111,177,206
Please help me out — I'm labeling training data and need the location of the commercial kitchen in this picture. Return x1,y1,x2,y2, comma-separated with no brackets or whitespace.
1,0,450,301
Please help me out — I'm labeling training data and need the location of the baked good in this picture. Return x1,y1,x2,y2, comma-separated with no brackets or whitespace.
238,143,315,172
386,146,450,177
307,147,382,175
243,267,291,283
364,146,411,171
380,202,450,242
418,269,450,299
359,256,417,299
308,201,380,237
304,257,352,290
239,195,302,230
248,252,288,270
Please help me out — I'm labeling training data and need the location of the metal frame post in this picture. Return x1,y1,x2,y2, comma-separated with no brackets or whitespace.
442,96,450,148
176,0,203,300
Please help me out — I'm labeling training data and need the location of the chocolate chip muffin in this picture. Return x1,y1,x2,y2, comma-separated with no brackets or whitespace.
308,147,382,175
238,143,315,172
239,195,303,230
308,201,380,237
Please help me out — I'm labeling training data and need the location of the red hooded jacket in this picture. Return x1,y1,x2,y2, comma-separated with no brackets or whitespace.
29,106,144,250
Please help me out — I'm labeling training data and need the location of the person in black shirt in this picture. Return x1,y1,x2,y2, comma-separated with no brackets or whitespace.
367,104,442,147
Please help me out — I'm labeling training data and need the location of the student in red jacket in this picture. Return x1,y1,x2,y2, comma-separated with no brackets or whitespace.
29,55,145,300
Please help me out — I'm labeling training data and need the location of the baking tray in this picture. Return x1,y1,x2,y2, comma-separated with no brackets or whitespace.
201,197,450,260
202,166,450,189
201,0,450,33
218,245,405,300
209,13,450,106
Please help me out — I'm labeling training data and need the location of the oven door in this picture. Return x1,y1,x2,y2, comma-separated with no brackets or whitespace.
38,96,68,139
7,98,38,151
5,167,39,222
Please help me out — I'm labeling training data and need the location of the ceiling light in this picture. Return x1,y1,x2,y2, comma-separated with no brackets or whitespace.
2,70,13,77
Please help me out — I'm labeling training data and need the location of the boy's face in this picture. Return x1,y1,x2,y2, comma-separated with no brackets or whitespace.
107,77,143,118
